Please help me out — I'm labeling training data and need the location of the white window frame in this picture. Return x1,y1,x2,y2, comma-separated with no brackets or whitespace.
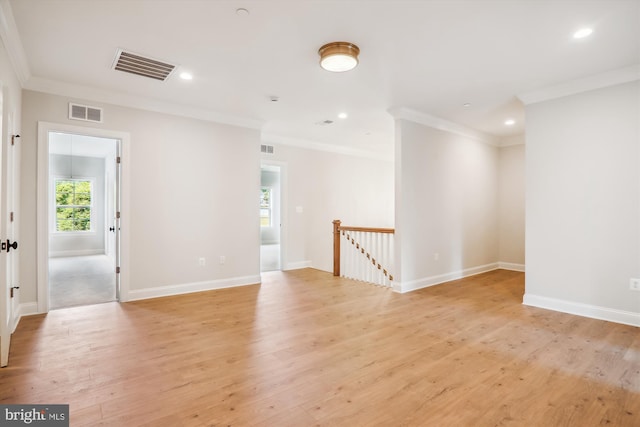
51,176,97,234
260,187,272,228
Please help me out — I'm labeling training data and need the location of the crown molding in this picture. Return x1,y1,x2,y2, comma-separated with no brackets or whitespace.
26,76,392,159
0,0,31,85
261,133,392,162
387,107,499,146
518,64,640,105
25,76,264,130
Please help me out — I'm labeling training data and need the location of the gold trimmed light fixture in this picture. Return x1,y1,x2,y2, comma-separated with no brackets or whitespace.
318,42,360,72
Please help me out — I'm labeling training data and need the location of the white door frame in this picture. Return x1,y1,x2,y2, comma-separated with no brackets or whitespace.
37,122,131,313
6,112,18,331
0,84,19,367
260,159,287,271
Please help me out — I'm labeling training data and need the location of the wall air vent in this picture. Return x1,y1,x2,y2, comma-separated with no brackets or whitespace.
112,49,176,81
69,103,103,123
261,144,275,154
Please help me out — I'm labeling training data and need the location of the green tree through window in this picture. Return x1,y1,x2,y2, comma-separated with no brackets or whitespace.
55,179,92,231
260,188,271,227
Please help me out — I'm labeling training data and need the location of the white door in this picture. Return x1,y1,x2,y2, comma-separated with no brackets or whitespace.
0,84,7,367
6,116,20,332
0,91,19,367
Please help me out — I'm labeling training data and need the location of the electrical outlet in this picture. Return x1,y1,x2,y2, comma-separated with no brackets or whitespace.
198,257,206,266
219,256,226,265
630,278,640,291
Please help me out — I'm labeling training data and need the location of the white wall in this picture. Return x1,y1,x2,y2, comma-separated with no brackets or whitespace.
20,90,261,304
0,37,21,133
260,144,394,272
49,153,106,256
524,80,640,325
498,141,525,267
395,119,499,292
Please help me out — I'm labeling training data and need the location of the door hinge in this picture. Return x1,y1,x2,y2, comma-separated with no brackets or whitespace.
10,212,14,222
116,156,121,164
10,286,19,298
116,211,121,219
11,134,20,146
116,266,121,274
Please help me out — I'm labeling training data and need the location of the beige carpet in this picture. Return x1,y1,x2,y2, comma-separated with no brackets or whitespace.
49,255,116,309
260,244,280,272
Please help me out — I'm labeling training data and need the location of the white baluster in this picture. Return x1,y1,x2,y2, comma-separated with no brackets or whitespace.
343,232,349,279
383,233,390,287
377,232,383,286
347,233,354,279
365,232,371,284
357,231,363,282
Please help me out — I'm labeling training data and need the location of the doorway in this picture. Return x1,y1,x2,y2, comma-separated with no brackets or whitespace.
37,122,130,313
46,131,119,309
260,164,282,272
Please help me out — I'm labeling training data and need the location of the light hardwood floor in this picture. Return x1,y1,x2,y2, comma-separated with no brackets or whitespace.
1,269,638,426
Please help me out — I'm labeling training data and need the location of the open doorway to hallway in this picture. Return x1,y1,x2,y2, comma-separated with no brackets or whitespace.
47,132,119,309
260,164,281,272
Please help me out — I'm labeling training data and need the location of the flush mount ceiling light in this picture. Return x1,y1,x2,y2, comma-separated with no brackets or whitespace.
504,119,516,126
319,42,360,72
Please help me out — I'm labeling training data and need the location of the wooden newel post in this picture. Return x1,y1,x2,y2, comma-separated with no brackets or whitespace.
333,220,341,276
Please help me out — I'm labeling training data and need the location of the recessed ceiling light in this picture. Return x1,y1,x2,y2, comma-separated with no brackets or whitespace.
504,119,516,126
236,8,250,16
179,72,193,80
463,103,471,107
338,112,348,119
573,28,593,39
269,95,280,102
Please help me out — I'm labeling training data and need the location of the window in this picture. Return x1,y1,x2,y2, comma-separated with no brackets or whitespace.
55,179,93,232
260,187,272,227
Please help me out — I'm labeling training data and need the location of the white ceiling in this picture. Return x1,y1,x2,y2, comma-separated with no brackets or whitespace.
5,0,640,155
49,132,117,159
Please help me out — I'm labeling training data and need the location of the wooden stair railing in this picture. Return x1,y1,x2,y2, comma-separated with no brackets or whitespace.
333,219,395,286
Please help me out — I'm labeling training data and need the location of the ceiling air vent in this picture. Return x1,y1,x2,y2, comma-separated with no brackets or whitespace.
69,103,103,123
261,144,274,154
112,49,176,81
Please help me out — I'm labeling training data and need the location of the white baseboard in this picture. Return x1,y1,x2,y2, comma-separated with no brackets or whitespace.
283,260,312,271
395,262,500,293
19,302,39,316
50,249,104,258
12,302,40,333
523,293,640,327
498,262,525,272
126,275,261,302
